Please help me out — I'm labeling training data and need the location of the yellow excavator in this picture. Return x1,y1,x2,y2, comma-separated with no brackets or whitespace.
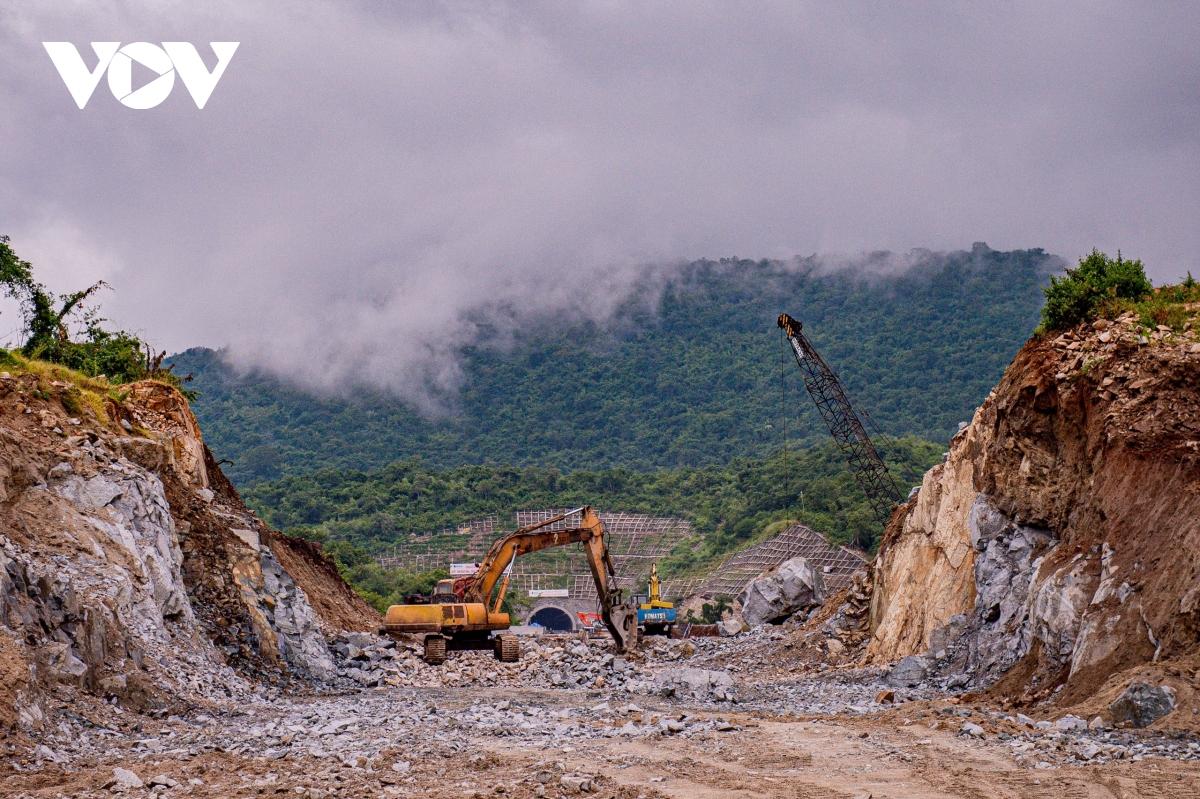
382,506,638,664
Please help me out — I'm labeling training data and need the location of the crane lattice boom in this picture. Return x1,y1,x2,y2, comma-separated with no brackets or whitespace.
777,313,902,529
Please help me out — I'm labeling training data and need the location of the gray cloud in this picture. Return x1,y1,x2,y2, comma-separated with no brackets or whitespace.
2,1,1198,407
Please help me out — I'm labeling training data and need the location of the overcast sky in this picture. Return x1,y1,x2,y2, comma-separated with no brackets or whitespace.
2,2,1198,405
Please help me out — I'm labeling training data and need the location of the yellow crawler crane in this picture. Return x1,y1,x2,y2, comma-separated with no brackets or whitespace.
383,506,638,664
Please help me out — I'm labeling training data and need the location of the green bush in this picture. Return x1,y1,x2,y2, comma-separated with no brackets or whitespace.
23,326,148,384
1040,250,1152,331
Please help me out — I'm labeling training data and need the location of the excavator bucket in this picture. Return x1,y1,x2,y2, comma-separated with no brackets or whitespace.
603,601,638,653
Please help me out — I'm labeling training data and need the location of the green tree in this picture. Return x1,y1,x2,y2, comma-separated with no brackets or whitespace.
0,235,35,297
1,235,106,353
1040,249,1152,331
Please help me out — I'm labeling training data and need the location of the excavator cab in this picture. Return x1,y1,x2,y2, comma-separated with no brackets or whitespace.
430,579,458,604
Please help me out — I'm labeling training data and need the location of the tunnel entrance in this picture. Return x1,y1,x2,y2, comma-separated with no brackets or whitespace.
529,605,574,632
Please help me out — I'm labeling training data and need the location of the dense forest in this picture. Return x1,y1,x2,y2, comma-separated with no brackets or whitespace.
169,244,1059,486
248,435,939,552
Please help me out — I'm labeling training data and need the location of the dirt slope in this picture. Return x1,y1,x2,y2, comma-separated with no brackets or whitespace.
271,534,378,634
867,308,1200,718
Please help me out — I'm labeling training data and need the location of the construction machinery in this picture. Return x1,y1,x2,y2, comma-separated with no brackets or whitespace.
383,506,638,664
777,313,903,534
634,563,677,636
575,611,604,634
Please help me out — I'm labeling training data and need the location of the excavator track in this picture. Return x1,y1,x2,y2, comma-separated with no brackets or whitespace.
423,634,447,665
493,634,520,662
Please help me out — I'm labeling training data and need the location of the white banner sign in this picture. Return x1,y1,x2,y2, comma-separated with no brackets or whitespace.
528,589,569,598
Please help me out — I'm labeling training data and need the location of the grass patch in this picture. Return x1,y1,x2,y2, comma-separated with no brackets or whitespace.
60,390,83,417
1,350,120,426
7,352,114,393
1097,281,1200,333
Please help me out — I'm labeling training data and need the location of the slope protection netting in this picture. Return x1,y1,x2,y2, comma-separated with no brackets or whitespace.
661,523,867,599
379,509,699,600
376,512,865,602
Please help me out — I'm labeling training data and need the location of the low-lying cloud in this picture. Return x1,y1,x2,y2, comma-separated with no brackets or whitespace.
2,2,1198,408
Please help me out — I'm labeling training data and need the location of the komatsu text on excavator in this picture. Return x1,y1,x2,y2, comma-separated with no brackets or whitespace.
382,506,638,664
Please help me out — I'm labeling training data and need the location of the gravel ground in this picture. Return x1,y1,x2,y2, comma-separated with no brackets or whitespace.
4,633,1200,798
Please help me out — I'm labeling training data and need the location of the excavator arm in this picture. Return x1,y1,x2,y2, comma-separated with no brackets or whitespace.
456,506,637,652
576,509,638,652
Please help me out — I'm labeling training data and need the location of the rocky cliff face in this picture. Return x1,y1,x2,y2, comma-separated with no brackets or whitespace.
868,309,1200,711
0,368,376,733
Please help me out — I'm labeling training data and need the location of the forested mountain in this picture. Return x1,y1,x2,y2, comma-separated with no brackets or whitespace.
169,244,1060,486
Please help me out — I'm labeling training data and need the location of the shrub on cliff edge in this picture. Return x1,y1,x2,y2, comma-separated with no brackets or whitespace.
1039,249,1152,332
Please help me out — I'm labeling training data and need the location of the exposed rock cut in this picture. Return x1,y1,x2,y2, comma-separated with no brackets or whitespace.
0,371,377,731
868,310,1200,714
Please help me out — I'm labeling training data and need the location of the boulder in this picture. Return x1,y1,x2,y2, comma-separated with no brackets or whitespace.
717,619,743,637
110,767,143,789
1054,715,1088,731
886,654,929,687
740,557,825,626
1108,682,1176,728
657,667,735,699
